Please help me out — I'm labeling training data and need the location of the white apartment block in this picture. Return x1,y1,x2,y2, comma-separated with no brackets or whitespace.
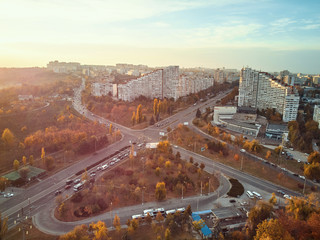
238,67,299,122
47,61,80,73
313,105,320,129
91,65,214,101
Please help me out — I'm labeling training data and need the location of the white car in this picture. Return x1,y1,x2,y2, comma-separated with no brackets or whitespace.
284,194,291,199
4,193,14,198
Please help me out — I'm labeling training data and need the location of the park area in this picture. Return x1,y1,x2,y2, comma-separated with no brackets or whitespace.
54,141,219,222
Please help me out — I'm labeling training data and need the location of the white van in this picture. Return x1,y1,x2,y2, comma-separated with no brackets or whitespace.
252,191,262,200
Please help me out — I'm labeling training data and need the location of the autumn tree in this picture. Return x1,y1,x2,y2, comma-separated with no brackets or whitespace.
156,211,164,223
304,163,320,180
22,156,27,166
13,159,20,171
41,147,45,166
308,151,320,164
153,98,158,116
0,178,7,192
254,219,294,240
89,221,109,240
247,201,274,238
19,167,29,180
0,212,8,240
165,161,171,169
135,104,143,124
269,192,277,205
265,150,271,159
286,196,318,221
1,128,15,148
109,124,113,134
196,108,201,118
59,225,89,240
274,145,284,155
131,112,135,126
113,214,121,233
193,219,205,239
200,163,205,171
155,182,167,201
165,228,171,240
234,154,239,161
29,155,34,166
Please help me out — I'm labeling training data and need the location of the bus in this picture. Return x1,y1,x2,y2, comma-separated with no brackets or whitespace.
252,191,262,200
246,191,254,199
73,182,83,192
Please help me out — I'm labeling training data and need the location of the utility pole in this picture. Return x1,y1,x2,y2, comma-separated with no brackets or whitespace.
200,181,202,196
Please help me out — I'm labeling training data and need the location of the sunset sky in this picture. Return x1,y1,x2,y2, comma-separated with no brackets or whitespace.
1,0,319,73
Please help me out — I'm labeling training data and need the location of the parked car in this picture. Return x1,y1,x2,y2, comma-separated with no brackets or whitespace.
55,190,62,196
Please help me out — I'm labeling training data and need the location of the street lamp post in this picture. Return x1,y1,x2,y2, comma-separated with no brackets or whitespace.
14,208,32,240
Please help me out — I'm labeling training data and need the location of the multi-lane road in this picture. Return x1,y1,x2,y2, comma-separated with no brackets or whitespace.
0,82,306,235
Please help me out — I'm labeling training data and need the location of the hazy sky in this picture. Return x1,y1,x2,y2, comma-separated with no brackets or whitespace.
1,0,320,73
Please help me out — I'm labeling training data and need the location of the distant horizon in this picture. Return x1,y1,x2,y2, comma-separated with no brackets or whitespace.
1,0,319,74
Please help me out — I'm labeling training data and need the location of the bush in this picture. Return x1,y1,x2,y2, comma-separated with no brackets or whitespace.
227,178,244,197
125,170,133,176
97,198,108,210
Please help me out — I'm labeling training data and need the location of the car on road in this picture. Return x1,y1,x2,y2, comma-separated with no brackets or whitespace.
66,179,73,185
74,179,81,184
55,190,62,196
4,193,14,198
97,166,102,171
65,185,72,190
90,172,96,177
299,175,305,180
284,194,291,199
277,190,285,195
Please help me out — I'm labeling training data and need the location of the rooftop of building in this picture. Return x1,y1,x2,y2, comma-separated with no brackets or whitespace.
212,207,244,220
267,124,288,132
221,119,260,130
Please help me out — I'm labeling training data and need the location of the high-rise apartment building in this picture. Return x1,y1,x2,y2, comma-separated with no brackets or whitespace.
238,67,299,122
313,105,320,129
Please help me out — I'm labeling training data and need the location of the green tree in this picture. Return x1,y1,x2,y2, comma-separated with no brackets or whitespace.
254,219,294,240
13,159,20,171
155,182,167,201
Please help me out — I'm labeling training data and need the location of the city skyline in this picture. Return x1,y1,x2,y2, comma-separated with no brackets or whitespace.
1,0,320,73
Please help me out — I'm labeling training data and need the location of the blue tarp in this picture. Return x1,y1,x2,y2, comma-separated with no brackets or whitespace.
192,213,212,237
